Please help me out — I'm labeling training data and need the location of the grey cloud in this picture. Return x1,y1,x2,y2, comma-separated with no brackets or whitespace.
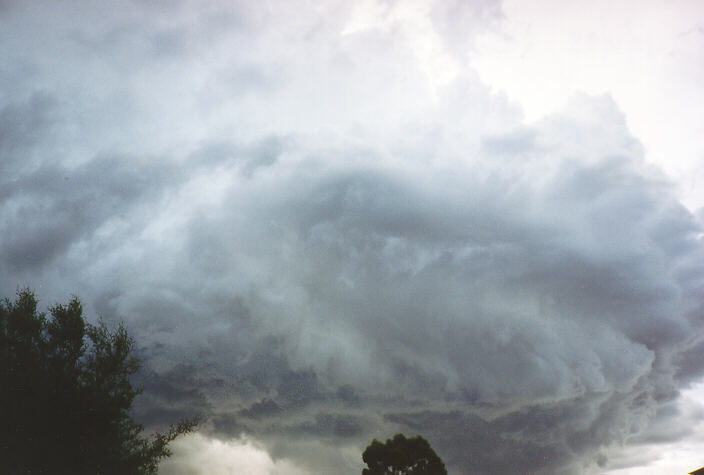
0,153,182,273
21,113,700,473
674,340,704,384
385,410,567,475
186,136,286,177
147,102,703,472
69,24,189,62
0,94,58,176
276,369,323,408
4,1,704,474
336,385,361,408
289,413,365,439
131,364,210,429
240,398,282,419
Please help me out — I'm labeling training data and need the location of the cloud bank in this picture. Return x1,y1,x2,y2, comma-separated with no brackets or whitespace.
2,1,704,473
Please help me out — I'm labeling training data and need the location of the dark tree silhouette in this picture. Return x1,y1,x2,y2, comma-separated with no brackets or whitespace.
0,288,196,474
362,433,447,475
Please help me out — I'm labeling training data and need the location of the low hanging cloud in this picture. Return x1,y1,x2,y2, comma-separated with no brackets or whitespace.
26,93,697,475
2,1,704,474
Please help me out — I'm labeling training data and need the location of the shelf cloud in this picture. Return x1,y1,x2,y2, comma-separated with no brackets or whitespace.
2,1,704,473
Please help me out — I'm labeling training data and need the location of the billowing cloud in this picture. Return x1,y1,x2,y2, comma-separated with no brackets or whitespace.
2,1,704,474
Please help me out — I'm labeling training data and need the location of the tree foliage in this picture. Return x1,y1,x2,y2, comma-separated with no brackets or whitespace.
362,433,447,475
0,288,196,474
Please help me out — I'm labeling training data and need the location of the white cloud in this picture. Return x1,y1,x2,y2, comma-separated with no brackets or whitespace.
603,381,704,474
472,0,704,209
160,433,308,475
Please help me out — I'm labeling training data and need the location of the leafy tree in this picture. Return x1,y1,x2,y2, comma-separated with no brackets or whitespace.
0,288,197,474
362,433,447,475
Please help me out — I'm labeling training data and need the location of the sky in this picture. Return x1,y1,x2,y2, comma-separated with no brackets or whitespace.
2,0,704,473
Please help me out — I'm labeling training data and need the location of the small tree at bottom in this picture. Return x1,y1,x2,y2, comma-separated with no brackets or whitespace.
362,433,447,475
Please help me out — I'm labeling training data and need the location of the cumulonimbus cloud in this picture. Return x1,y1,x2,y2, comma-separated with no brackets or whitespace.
2,1,703,473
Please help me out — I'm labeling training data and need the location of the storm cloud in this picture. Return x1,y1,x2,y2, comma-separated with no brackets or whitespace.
2,1,704,473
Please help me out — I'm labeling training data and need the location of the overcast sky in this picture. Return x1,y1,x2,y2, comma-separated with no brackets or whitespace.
2,0,704,473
